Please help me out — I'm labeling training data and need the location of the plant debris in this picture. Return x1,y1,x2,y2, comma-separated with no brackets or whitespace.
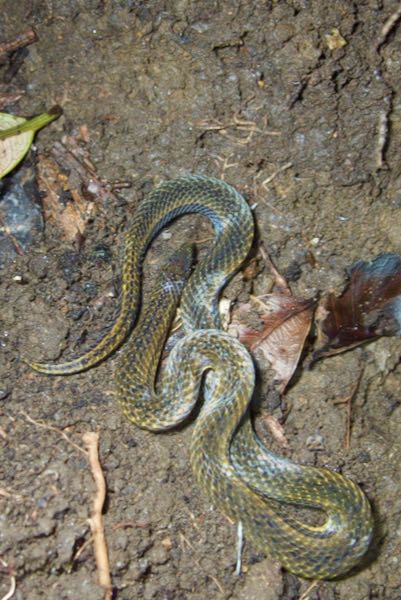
0,28,37,57
37,152,94,242
37,132,128,242
83,432,112,600
314,253,401,361
0,107,61,178
230,255,316,393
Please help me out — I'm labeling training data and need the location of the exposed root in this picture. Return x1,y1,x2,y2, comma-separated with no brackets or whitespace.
82,432,112,600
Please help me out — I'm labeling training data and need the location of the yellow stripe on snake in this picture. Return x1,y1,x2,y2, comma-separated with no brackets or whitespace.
28,176,373,579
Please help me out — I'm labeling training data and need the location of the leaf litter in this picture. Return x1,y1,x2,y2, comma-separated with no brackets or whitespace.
230,252,316,394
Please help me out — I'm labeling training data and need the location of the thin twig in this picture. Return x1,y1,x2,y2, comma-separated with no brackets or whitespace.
0,559,16,600
18,413,111,596
82,432,112,600
298,579,319,600
0,91,24,111
195,113,280,146
212,154,239,179
333,367,364,450
258,244,291,292
72,537,93,563
376,5,401,50
261,162,293,187
0,28,37,56
235,521,244,576
288,77,309,109
375,100,392,169
0,214,25,257
179,533,225,593
19,410,87,456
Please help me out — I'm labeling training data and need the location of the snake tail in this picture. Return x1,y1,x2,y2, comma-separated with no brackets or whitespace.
183,332,373,579
116,237,373,579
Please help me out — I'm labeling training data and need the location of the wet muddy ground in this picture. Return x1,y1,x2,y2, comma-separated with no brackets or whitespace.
1,1,401,599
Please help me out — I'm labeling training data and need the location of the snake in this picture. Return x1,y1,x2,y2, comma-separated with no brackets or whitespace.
27,175,374,579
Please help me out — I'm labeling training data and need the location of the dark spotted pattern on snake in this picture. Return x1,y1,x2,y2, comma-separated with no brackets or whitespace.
27,176,373,579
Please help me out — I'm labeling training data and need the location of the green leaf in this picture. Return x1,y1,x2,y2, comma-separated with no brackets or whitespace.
0,106,62,179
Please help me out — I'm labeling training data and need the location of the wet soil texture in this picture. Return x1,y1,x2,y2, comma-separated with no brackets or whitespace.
1,2,401,599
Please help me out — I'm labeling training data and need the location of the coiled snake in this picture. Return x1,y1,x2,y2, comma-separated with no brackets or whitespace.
28,176,373,579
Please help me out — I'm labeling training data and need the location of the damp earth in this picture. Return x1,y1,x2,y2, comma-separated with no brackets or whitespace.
1,2,401,599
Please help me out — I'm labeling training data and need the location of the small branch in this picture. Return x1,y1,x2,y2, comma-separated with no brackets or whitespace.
261,162,292,187
72,537,94,563
0,28,37,56
0,91,24,111
19,410,87,456
298,579,319,600
288,77,309,109
375,97,392,169
0,559,16,600
82,432,112,600
376,5,401,50
0,214,25,257
18,413,111,596
211,153,238,180
333,367,364,450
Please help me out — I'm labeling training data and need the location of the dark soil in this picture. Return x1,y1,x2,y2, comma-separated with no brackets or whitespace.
1,2,401,599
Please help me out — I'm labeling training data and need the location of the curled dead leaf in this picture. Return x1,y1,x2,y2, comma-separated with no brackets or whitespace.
37,154,95,241
231,293,316,393
313,253,401,361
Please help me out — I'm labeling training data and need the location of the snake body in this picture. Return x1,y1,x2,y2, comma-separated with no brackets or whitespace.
29,176,253,374
28,176,373,578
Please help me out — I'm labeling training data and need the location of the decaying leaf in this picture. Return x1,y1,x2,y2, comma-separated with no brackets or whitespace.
314,253,401,361
36,132,126,241
230,257,316,393
36,154,94,241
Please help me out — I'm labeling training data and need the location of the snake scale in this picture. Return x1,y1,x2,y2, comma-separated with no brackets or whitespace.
28,175,373,579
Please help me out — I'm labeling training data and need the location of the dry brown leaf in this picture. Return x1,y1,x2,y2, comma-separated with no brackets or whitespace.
313,253,401,361
231,293,315,393
37,153,94,241
0,91,24,110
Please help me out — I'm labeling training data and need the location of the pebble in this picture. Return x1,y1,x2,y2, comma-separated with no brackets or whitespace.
0,388,10,400
147,543,170,565
34,517,55,537
131,558,150,581
29,255,49,279
306,433,325,451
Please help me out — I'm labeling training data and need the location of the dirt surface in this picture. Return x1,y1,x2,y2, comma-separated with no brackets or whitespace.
1,1,401,599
